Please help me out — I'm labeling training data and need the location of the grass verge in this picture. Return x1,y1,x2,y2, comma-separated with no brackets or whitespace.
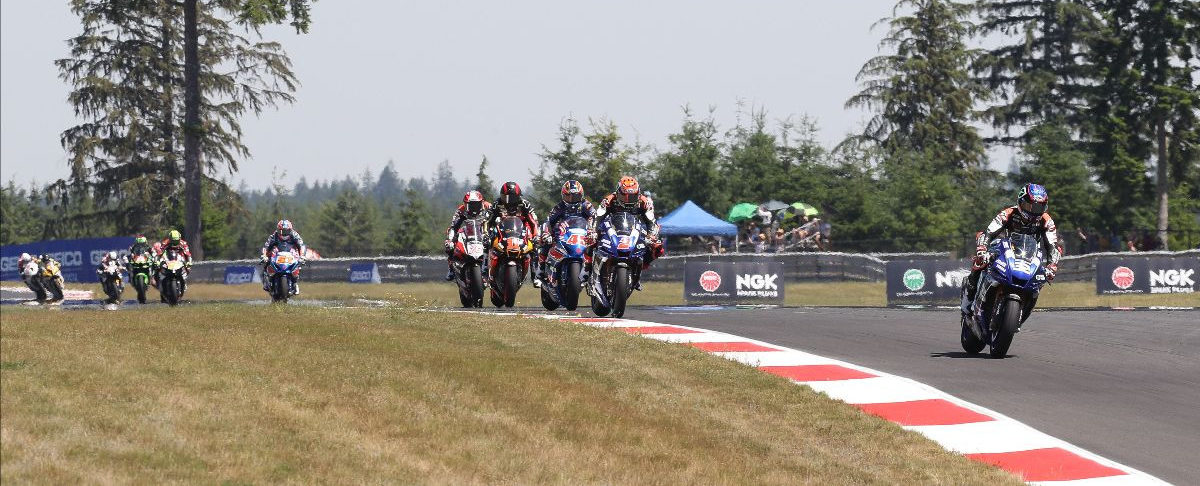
1,305,1022,485
160,280,1199,308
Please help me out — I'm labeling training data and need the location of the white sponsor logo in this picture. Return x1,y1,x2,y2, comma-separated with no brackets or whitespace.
935,269,971,288
225,270,255,284
1149,268,1195,294
351,270,374,281
736,274,778,290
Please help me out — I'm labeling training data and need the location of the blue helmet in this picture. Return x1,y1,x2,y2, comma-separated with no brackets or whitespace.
1017,183,1048,219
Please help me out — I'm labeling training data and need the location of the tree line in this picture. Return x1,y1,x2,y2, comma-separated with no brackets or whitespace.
2,0,1197,255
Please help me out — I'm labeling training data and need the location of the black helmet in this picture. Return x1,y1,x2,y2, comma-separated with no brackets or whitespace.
499,181,522,207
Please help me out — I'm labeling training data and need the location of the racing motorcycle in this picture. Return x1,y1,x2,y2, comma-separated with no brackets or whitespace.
488,216,533,308
22,258,63,303
159,250,189,306
588,213,647,318
99,259,125,304
265,249,301,303
960,232,1048,358
452,219,488,308
540,216,588,311
127,252,154,304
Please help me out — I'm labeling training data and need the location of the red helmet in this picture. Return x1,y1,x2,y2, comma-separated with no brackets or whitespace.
499,181,522,207
277,219,294,240
561,180,584,205
615,176,640,207
463,190,484,215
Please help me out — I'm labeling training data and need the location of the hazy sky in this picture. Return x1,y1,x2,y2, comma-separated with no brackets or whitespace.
3,0,921,191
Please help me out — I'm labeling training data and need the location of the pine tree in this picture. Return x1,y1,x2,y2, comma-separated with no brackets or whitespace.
653,107,725,213
316,189,379,257
390,188,436,254
974,0,1100,142
475,156,496,201
846,0,986,173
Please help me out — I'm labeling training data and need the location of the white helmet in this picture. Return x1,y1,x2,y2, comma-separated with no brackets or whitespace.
19,252,31,262
107,251,118,260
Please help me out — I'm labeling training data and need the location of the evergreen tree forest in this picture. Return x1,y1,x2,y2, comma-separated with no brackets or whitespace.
2,0,1197,255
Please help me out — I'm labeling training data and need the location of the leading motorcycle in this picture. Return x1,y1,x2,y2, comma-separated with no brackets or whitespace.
960,232,1048,358
265,249,301,303
159,250,189,306
22,259,63,303
488,216,533,308
99,259,124,304
588,213,647,318
540,216,588,311
453,218,488,308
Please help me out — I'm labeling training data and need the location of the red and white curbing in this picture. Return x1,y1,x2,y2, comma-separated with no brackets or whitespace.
541,315,1170,485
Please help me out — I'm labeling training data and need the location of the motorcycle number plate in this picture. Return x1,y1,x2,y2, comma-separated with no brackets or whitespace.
166,261,183,270
617,236,632,250
276,254,294,265
467,242,484,255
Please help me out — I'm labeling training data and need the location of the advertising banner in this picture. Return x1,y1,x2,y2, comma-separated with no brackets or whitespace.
1096,255,1198,294
0,237,135,283
223,266,261,285
683,260,784,304
349,262,381,283
885,259,971,305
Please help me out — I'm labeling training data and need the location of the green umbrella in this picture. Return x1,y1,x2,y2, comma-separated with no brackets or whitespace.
727,202,758,222
790,202,819,217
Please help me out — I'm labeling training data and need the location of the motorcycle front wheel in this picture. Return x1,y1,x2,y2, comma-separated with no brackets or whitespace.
503,265,519,308
563,261,581,311
48,278,65,301
611,266,630,318
272,275,289,303
468,264,484,308
989,299,1021,358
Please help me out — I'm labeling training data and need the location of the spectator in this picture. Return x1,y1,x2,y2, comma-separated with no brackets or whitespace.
1076,227,1090,255
747,222,765,253
756,204,773,226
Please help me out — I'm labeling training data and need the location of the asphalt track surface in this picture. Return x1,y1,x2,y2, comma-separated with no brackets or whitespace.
608,306,1199,485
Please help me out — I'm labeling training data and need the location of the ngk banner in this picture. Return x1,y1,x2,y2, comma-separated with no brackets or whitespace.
885,259,971,305
1096,255,1199,294
1,237,134,283
684,260,784,304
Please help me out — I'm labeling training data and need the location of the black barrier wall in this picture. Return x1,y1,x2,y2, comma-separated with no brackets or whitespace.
684,260,785,304
1095,254,1199,295
885,260,971,305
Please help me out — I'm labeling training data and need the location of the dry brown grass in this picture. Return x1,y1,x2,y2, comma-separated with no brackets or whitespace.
1,305,1023,485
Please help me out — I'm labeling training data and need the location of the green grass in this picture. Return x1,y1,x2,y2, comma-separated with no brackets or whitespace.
1,305,1023,485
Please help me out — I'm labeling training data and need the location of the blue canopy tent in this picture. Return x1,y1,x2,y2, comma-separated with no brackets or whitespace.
658,200,740,252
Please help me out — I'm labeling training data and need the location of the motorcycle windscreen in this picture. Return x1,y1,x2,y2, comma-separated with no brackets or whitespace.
461,220,482,240
562,216,588,231
500,217,526,238
1006,233,1042,280
607,213,641,235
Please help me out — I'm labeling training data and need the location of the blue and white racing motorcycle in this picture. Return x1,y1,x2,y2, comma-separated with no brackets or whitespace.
265,249,302,303
588,213,647,318
961,232,1048,358
540,216,589,311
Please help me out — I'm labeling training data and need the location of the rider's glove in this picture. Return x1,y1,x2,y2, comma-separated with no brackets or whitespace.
584,231,597,246
444,239,454,251
1045,263,1058,281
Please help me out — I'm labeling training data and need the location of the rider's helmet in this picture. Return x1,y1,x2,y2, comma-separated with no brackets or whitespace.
106,251,118,261
135,234,147,245
1016,183,1049,221
277,219,294,241
615,176,640,208
463,190,485,216
561,180,584,207
19,252,31,262
167,229,182,245
499,181,523,209
152,242,163,254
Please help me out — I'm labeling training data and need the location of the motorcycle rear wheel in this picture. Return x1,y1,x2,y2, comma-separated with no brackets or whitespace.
989,299,1021,358
960,316,985,354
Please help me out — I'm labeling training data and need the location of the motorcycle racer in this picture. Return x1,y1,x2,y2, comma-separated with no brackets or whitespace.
260,219,307,294
961,183,1061,314
17,252,38,293
536,180,594,284
490,181,541,287
96,250,126,275
589,176,663,288
155,230,192,297
444,190,492,281
126,235,152,263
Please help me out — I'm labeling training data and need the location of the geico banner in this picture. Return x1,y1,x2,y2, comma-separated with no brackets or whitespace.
223,266,261,285
1096,255,1199,295
349,262,381,283
885,259,971,304
684,260,784,304
0,237,134,283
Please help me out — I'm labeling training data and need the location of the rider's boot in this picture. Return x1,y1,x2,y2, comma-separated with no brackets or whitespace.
262,269,271,291
445,266,455,282
531,265,542,288
291,279,300,295
961,270,980,316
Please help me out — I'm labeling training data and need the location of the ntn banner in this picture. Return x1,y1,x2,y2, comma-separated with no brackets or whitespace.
885,260,971,304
